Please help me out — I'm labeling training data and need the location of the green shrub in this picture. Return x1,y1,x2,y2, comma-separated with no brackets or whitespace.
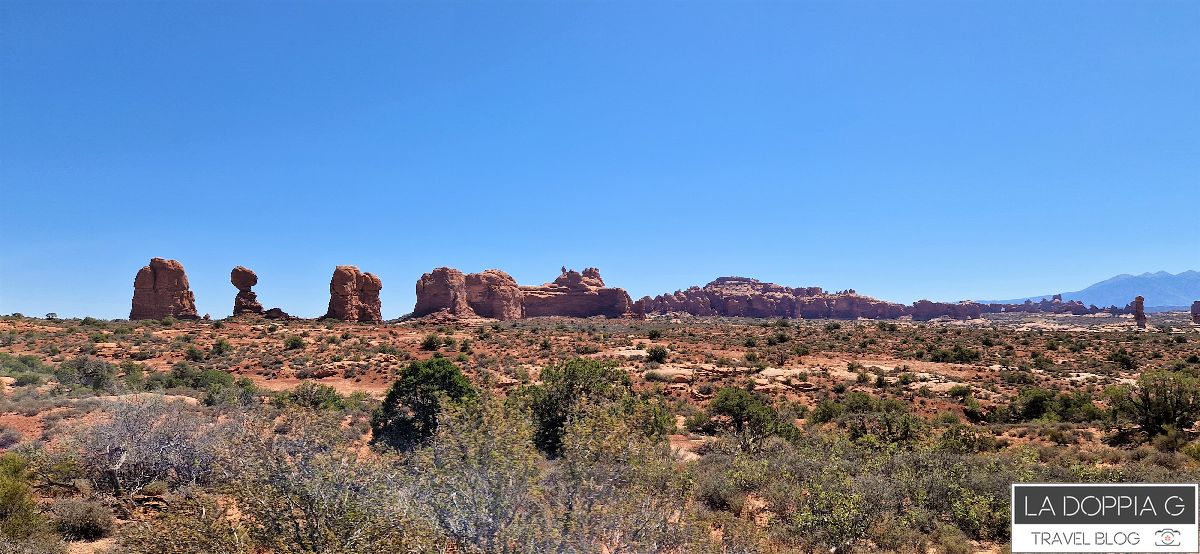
185,346,206,362
930,345,982,364
702,387,796,451
1112,369,1200,437
518,358,631,457
0,453,44,540
646,345,669,364
371,358,476,450
210,339,233,356
275,382,346,411
54,356,116,391
1109,348,1137,370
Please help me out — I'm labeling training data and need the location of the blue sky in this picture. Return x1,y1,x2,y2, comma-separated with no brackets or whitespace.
1,1,1197,319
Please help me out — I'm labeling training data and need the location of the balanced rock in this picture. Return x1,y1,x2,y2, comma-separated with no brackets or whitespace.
130,258,199,320
231,266,263,315
1130,295,1147,329
324,266,383,323
1192,300,1200,324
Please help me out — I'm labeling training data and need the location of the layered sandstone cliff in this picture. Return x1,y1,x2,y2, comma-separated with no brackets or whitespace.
520,268,632,318
130,258,199,320
635,277,1117,321
413,267,630,320
634,277,906,320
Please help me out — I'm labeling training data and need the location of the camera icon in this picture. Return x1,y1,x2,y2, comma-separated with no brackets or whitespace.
1155,529,1181,547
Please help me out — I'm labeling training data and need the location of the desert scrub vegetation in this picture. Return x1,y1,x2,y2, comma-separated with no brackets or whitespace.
37,364,1200,550
3,313,1200,552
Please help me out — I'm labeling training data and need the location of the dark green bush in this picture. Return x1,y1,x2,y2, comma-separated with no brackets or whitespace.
518,358,631,457
371,358,476,450
646,345,669,364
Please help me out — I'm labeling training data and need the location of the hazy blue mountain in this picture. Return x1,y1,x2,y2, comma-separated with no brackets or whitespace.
983,270,1200,309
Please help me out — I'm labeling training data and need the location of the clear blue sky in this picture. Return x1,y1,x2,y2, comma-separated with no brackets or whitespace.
1,1,1197,320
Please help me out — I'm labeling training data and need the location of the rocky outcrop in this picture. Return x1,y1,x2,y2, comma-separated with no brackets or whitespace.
130,258,199,320
981,296,1095,315
520,268,632,318
412,266,630,320
636,276,1115,321
323,266,383,323
263,307,293,320
1130,295,1147,329
910,300,983,321
636,277,824,319
1192,301,1200,324
466,270,524,320
231,266,263,315
635,277,908,320
413,267,474,318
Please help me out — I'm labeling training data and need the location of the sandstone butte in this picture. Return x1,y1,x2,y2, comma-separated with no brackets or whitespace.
322,265,383,323
129,258,199,320
413,266,632,320
1192,300,1200,325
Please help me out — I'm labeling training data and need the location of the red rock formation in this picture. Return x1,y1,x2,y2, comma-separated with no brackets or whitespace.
1192,301,1200,325
263,307,293,320
1130,295,1147,329
231,266,263,315
323,266,383,323
413,266,630,319
413,267,474,318
635,277,910,320
835,294,907,319
465,270,523,320
130,258,198,320
636,277,829,319
636,277,1111,321
909,300,983,321
520,268,632,318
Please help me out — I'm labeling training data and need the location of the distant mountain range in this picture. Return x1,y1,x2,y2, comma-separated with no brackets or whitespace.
982,270,1200,310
